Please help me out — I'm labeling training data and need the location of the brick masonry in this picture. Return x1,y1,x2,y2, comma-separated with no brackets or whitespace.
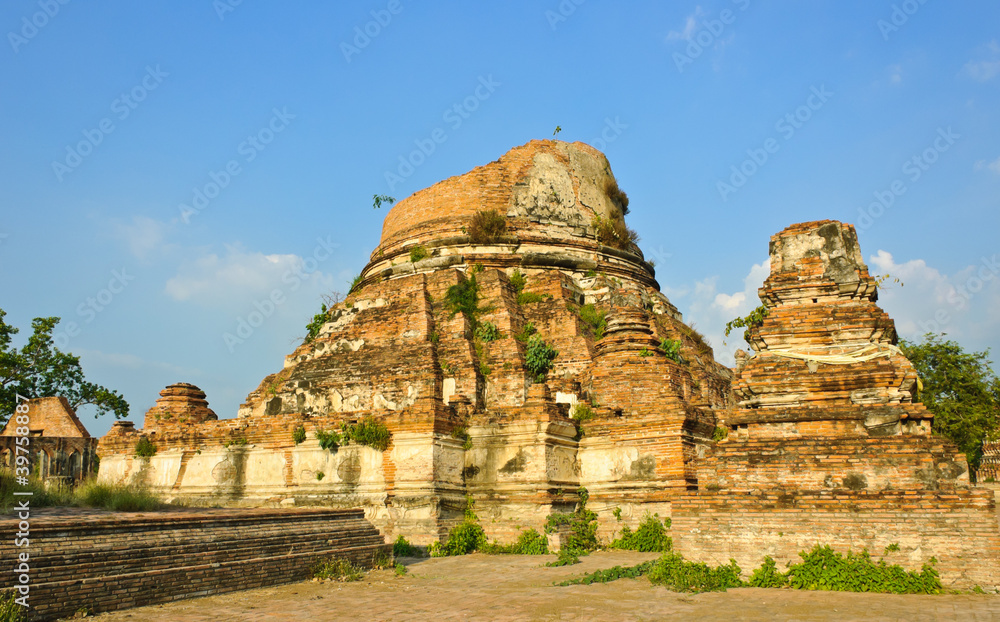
0,508,388,621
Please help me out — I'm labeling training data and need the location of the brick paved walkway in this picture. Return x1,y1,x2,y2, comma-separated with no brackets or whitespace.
82,551,1000,621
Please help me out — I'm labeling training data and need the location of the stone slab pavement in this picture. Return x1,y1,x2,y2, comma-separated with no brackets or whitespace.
81,551,1000,621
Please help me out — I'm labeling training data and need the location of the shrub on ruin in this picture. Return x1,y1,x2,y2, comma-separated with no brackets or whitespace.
712,426,729,442
348,273,364,294
467,209,508,244
659,338,683,363
592,214,639,250
525,334,558,381
724,304,769,346
609,514,672,553
578,304,607,340
342,416,392,452
429,501,487,557
572,402,596,424
517,291,550,305
409,245,429,263
604,178,630,215
311,556,364,582
514,322,537,343
315,429,341,451
474,321,501,343
134,436,156,458
304,303,329,343
544,487,598,553
445,274,481,324
292,425,307,445
647,553,743,593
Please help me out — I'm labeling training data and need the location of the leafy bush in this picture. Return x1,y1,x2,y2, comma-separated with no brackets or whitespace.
604,178,630,215
572,402,596,424
134,436,156,458
315,429,341,450
638,347,653,358
748,555,788,588
342,416,392,452
509,269,527,294
311,557,364,582
579,304,607,340
394,563,408,577
429,502,486,557
712,426,729,442
393,535,425,558
647,553,743,593
592,214,639,250
525,334,558,381
468,209,508,244
409,245,429,263
784,545,942,594
659,338,683,363
451,426,473,450
515,322,536,343
445,275,481,324
483,528,549,555
304,304,329,343
558,561,655,586
609,514,672,552
544,487,598,553
724,304,769,345
292,425,307,445
474,321,501,342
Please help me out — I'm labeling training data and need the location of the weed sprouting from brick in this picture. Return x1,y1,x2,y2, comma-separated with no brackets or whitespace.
544,487,598,554
467,209,508,244
292,425,306,445
134,436,156,458
525,334,558,381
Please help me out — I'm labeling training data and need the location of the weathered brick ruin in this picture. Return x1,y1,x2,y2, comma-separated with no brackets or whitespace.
0,397,97,483
97,141,1000,587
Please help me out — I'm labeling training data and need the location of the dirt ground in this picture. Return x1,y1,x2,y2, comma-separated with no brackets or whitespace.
83,551,1000,621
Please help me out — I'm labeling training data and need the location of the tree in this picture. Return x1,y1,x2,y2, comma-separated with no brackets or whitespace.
0,308,129,427
899,333,1000,475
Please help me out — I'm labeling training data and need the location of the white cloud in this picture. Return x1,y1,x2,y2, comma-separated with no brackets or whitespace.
669,259,769,366
164,243,336,306
974,156,1000,175
868,251,1000,356
666,6,704,42
111,215,170,260
887,63,903,85
962,39,1000,82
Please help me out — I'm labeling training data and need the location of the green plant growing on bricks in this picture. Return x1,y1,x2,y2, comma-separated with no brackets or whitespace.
544,487,598,553
474,321,501,342
292,425,306,445
578,304,607,340
724,304,769,345
341,416,392,452
409,245,429,263
315,428,341,451
609,514,672,552
304,303,329,343
429,499,487,556
659,338,683,363
134,436,156,458
525,334,558,381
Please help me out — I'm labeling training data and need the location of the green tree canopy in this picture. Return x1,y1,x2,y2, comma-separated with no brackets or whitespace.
899,333,1000,474
0,308,129,427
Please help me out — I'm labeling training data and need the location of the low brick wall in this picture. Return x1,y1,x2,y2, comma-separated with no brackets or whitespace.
672,489,1000,589
0,507,388,621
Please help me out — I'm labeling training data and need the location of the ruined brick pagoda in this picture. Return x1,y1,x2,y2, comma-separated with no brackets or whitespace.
98,141,1000,587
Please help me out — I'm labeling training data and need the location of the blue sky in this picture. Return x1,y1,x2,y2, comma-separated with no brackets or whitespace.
2,1,998,436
